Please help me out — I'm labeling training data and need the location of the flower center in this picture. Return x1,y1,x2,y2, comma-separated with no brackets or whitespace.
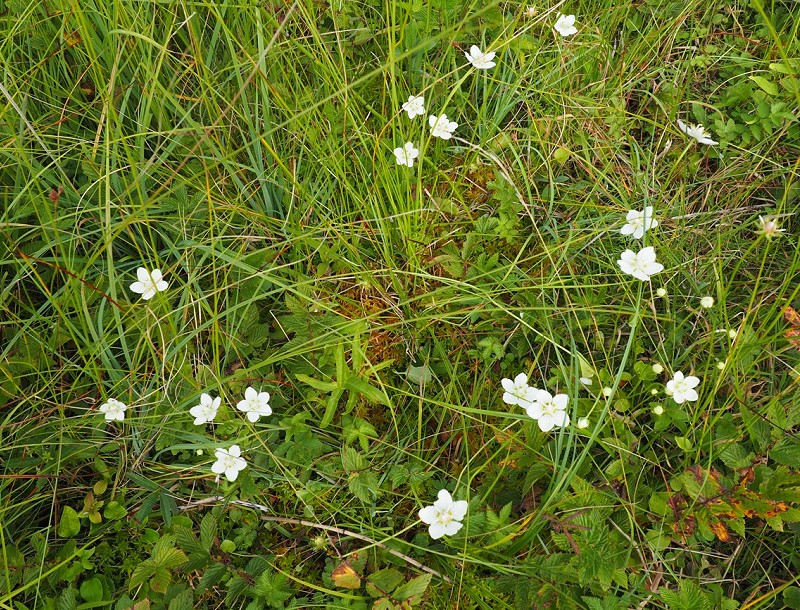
436,508,454,526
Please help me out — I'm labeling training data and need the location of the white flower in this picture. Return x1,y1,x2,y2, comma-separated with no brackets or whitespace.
190,393,221,425
665,371,700,404
656,287,667,297
501,373,533,406
99,398,127,421
429,114,458,140
554,13,578,37
676,119,718,145
402,95,426,119
236,386,272,423
700,296,715,309
393,142,419,167
757,215,785,239
129,267,168,300
579,377,592,386
620,207,658,239
211,445,247,482
577,417,589,429
617,246,664,281
464,45,496,70
652,363,664,374
653,405,664,416
525,390,570,432
418,489,468,540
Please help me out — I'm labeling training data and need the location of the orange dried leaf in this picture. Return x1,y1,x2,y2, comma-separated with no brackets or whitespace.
331,561,361,589
709,520,731,542
782,306,800,349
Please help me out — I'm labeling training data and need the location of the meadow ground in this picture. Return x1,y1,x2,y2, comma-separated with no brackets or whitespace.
1,1,799,608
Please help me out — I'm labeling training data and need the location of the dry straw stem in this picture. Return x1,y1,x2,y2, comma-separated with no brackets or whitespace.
181,496,453,583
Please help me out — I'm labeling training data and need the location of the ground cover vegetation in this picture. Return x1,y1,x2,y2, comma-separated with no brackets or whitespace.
1,0,799,608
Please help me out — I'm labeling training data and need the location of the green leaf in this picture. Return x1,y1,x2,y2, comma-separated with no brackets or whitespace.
160,493,178,527
718,443,753,470
645,528,670,551
349,471,381,503
393,573,431,602
154,547,188,570
320,388,345,429
366,569,404,598
58,506,81,538
167,588,193,610
79,577,104,603
104,501,127,521
749,75,779,96
295,374,338,393
254,569,293,607
404,364,434,385
769,62,795,75
553,146,571,164
129,561,156,590
335,342,347,385
149,566,173,594
198,562,228,592
343,376,387,405
200,514,218,551
771,438,800,468
784,586,800,609
342,447,367,471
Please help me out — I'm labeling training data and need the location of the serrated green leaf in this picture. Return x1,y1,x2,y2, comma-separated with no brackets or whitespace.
200,513,218,551
718,444,753,470
129,561,156,590
160,493,178,527
393,573,431,602
366,568,404,597
58,506,81,538
349,471,380,503
174,527,200,556
771,438,800,468
342,446,367,471
254,569,293,607
154,548,188,570
198,562,228,592
150,566,173,594
57,586,78,610
167,588,193,610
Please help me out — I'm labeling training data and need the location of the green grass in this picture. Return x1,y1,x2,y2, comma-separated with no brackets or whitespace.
2,0,799,608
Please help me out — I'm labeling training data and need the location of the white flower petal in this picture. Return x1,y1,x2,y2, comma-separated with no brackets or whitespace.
418,506,438,525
